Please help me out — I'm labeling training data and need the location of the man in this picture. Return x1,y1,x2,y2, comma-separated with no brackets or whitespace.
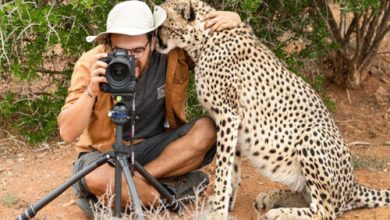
57,0,241,217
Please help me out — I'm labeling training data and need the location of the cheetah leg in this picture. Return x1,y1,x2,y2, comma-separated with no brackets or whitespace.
229,148,242,211
262,178,336,220
263,129,338,220
207,114,240,219
254,189,310,211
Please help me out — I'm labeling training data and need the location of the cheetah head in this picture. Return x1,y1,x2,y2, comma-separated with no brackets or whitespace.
156,0,214,57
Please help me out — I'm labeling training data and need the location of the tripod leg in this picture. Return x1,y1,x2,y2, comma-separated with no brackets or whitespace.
16,154,110,220
114,159,123,217
134,161,182,212
118,157,145,220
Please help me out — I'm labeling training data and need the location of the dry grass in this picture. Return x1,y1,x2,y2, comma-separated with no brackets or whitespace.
0,128,28,156
1,192,20,207
91,180,211,220
352,155,390,171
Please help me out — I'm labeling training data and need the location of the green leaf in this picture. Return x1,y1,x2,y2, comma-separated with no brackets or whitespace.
241,0,261,13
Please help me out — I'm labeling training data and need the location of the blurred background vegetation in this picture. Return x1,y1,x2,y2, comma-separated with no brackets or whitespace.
0,0,389,144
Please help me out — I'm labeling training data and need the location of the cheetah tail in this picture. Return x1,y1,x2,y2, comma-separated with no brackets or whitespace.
346,183,390,211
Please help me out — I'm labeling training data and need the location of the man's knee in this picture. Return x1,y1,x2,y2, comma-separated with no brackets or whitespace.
84,165,113,195
189,117,217,151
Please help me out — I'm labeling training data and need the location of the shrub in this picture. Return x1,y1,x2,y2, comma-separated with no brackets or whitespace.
1,0,388,142
0,0,121,143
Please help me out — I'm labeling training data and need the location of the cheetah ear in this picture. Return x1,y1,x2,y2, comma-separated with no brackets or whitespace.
177,1,196,22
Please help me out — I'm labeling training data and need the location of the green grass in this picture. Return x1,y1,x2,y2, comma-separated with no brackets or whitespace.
1,192,20,206
353,156,390,171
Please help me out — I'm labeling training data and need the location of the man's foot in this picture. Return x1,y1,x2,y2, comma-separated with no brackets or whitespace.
159,170,209,202
76,195,98,219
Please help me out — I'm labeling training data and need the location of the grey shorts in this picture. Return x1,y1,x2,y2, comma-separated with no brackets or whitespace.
72,117,216,198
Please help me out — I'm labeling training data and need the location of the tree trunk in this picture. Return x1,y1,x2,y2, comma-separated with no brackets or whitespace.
346,63,360,89
331,54,370,89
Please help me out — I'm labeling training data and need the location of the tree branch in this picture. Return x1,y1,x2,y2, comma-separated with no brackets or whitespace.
360,25,390,69
340,2,346,40
26,68,65,75
344,16,358,43
353,13,362,63
317,0,343,43
359,2,390,68
359,5,382,64
377,1,390,38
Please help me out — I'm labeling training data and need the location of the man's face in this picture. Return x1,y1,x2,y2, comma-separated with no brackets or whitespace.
110,34,153,79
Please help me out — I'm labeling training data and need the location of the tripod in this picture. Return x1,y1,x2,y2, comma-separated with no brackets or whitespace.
16,95,181,220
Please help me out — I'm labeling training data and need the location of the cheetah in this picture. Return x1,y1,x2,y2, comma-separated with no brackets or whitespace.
156,0,390,219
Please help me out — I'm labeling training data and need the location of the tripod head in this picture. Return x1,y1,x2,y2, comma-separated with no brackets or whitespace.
109,94,136,123
109,101,129,125
109,95,136,152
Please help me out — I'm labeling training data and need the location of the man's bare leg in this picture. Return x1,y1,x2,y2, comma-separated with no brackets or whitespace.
144,117,216,178
85,117,216,206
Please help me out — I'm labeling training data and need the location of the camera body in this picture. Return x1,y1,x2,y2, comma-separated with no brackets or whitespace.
99,48,136,95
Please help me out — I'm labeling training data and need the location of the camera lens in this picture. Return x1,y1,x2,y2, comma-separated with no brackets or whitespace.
110,63,128,82
99,48,136,94
106,57,133,89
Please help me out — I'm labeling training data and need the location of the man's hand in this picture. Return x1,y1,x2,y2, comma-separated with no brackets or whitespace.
88,53,109,97
204,11,241,33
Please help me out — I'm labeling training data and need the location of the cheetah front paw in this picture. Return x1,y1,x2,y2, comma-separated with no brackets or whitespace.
261,209,309,220
261,209,289,220
254,192,277,211
206,211,232,220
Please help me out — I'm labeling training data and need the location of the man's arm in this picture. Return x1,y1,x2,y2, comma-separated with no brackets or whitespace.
57,53,108,142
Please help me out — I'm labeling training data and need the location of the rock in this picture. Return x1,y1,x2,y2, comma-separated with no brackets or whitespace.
380,76,389,84
376,86,388,96
37,152,47,159
374,86,389,105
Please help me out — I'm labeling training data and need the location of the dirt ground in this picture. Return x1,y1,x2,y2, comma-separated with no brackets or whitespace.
1,71,390,220
1,58,390,219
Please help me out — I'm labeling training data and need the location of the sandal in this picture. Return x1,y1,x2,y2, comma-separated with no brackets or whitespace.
158,170,209,202
76,195,98,219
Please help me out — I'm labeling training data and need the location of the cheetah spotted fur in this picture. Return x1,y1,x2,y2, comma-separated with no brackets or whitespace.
156,0,390,219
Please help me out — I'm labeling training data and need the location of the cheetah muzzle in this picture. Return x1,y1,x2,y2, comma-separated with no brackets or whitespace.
157,0,390,219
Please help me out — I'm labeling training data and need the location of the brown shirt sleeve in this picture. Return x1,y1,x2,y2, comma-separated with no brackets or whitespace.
58,45,116,153
60,45,106,112
61,58,91,111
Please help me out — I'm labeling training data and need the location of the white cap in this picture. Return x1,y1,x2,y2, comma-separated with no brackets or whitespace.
86,1,167,43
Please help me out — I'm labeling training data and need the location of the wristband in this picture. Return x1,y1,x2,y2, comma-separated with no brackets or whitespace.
86,88,96,99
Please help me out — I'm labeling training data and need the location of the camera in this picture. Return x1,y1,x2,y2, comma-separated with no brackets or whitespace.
99,48,136,95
